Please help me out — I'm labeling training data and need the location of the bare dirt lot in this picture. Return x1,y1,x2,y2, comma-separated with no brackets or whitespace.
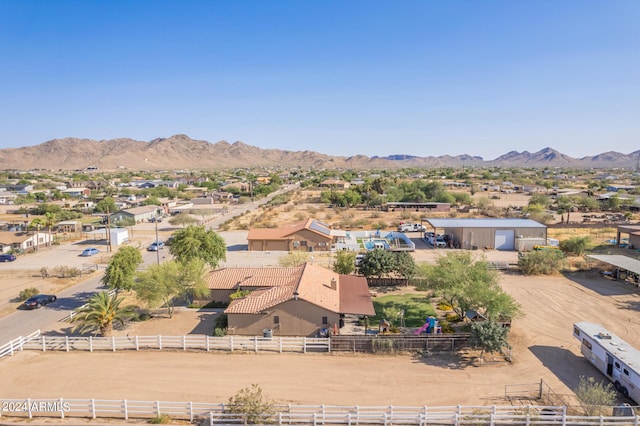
2,271,640,408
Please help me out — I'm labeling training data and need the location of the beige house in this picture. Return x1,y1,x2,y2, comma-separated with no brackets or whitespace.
247,218,333,252
0,231,53,253
320,179,351,189
206,263,375,337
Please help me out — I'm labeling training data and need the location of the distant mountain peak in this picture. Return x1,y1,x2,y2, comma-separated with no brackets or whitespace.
0,136,638,170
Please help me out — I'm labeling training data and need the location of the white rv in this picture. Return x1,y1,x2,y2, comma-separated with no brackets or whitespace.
573,322,640,403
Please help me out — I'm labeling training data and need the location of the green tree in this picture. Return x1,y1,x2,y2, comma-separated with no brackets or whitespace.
574,376,617,416
226,384,275,425
418,252,520,321
169,225,226,268
393,251,417,281
470,320,510,359
95,197,117,214
333,251,356,274
101,246,144,291
70,292,136,337
135,259,209,318
358,249,395,279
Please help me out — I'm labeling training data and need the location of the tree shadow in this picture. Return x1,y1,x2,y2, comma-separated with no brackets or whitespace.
411,349,476,370
45,291,98,311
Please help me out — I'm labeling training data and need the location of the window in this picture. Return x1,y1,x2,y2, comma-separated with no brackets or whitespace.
624,368,630,376
322,316,328,325
300,240,307,247
273,316,280,325
615,362,621,369
574,327,580,337
582,339,592,350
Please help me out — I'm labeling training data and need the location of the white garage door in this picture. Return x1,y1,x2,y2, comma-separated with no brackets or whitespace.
494,230,515,250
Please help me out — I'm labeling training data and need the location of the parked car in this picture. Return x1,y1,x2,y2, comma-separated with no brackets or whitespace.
0,254,16,262
428,235,447,248
147,241,165,251
80,247,100,257
149,217,163,223
23,294,57,309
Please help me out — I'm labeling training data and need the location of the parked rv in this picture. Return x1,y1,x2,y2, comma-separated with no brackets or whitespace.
573,322,640,403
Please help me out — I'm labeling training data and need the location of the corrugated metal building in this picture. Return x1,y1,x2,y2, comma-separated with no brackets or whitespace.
424,218,547,251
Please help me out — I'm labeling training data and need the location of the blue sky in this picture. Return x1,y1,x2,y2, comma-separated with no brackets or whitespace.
0,1,638,160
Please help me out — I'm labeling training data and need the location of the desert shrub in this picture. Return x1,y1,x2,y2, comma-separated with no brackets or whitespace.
226,384,275,424
149,414,172,424
370,212,381,219
438,319,455,334
400,211,412,220
437,301,452,311
214,327,226,336
445,313,460,322
560,236,591,256
54,266,81,278
131,312,153,322
574,376,616,416
518,250,564,275
371,221,387,230
279,251,309,267
229,289,251,301
294,212,305,220
215,314,228,330
283,204,294,212
18,287,39,301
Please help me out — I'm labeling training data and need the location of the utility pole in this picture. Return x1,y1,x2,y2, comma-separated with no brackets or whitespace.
106,206,112,253
155,209,160,265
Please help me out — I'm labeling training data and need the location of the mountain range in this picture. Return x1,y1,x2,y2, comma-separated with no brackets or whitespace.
0,134,638,171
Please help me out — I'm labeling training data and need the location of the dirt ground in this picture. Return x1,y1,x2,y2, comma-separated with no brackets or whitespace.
3,271,640,408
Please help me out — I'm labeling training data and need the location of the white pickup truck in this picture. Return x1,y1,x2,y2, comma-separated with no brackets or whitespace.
397,223,426,232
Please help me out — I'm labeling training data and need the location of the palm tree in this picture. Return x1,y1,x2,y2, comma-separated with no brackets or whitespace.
71,292,136,337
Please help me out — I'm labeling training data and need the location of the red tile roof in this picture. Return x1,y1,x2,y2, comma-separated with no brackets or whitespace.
220,263,375,316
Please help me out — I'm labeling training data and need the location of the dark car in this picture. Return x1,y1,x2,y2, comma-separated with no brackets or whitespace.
23,294,57,309
0,254,16,262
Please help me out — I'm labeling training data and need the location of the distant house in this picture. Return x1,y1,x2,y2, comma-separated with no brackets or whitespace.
606,185,636,192
320,179,351,189
57,220,82,233
206,263,375,336
0,191,18,204
247,218,333,252
0,231,53,253
61,188,91,198
109,205,161,224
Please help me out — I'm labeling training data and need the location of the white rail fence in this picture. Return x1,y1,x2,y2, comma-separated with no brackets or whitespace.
0,329,41,359
0,399,638,425
7,334,330,355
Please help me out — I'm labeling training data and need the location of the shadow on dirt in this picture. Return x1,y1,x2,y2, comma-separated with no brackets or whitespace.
562,271,637,297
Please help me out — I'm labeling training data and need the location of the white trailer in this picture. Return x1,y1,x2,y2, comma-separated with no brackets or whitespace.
573,321,640,403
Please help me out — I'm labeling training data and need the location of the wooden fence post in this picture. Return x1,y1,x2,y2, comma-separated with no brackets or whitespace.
65,336,69,352
183,335,187,351
124,399,128,420
42,335,46,352
206,335,210,352
91,398,96,419
60,398,65,418
89,336,93,352
112,336,116,352
158,335,162,350
135,335,139,351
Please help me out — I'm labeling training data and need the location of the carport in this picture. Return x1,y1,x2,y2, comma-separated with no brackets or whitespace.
587,254,640,284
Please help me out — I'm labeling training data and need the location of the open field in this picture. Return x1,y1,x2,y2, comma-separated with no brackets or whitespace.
3,271,640,408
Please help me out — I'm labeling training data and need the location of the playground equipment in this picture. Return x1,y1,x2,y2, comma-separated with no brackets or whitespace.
414,316,441,335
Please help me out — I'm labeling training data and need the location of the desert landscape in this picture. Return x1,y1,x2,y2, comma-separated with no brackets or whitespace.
2,265,640,410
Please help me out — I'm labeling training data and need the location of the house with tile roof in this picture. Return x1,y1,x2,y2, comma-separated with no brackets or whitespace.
247,218,334,252
206,263,375,337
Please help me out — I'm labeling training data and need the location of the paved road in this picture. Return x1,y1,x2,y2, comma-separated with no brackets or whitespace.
0,184,299,345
